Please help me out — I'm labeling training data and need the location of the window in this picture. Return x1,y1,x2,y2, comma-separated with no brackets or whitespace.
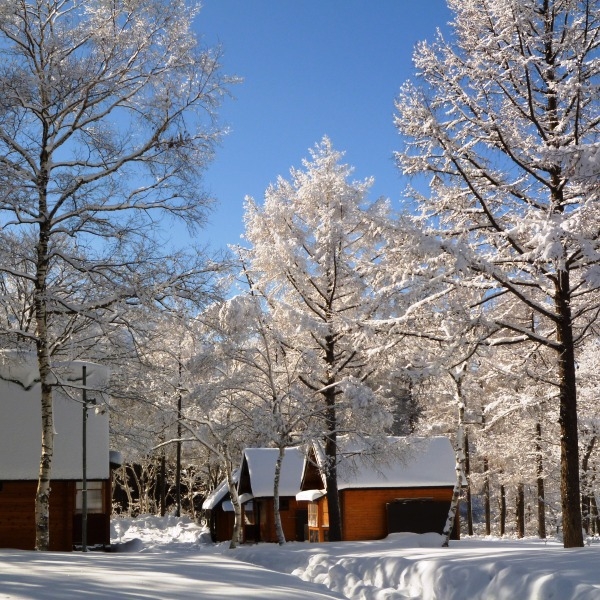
308,503,318,527
279,498,289,511
322,498,329,528
76,481,104,513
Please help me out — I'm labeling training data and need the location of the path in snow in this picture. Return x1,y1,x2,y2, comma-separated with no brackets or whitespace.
0,549,345,600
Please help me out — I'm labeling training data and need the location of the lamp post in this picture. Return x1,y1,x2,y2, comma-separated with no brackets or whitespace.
82,365,88,552
175,378,182,518
81,365,96,552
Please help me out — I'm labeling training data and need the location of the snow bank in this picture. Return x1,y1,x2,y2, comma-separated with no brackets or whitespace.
230,532,600,600
111,515,212,549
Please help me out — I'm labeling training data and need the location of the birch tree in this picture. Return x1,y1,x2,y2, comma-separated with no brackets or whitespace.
395,0,600,547
0,0,231,550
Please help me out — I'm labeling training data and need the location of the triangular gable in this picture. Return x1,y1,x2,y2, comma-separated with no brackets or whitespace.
201,469,239,510
238,447,305,498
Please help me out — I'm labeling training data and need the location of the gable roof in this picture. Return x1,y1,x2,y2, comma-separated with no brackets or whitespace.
201,470,239,510
301,436,456,491
240,447,305,498
0,352,110,480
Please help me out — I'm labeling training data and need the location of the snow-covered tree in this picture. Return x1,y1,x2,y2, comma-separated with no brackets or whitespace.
242,137,395,541
214,292,311,544
395,0,600,547
0,0,231,550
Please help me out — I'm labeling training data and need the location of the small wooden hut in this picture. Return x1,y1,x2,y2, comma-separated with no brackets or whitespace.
297,436,459,542
203,447,308,543
0,352,114,551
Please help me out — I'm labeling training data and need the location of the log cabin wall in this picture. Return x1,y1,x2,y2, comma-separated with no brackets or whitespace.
0,480,112,551
340,487,454,541
213,509,235,542
0,480,75,551
72,480,112,547
255,498,307,542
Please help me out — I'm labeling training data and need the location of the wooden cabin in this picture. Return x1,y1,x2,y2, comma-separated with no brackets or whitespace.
203,448,308,543
237,448,308,543
0,352,114,551
202,473,237,543
297,436,459,542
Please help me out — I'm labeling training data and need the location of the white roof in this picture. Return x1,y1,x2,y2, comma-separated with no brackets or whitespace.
244,447,305,498
312,436,456,490
296,489,326,502
0,353,110,480
202,470,239,510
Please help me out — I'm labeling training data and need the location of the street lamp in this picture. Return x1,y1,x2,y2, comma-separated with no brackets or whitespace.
81,365,96,552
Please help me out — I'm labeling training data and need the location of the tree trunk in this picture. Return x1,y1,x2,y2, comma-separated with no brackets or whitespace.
483,457,491,536
500,484,506,536
544,7,583,546
535,422,546,539
442,388,466,548
464,430,473,536
590,495,600,536
322,335,342,542
516,483,525,538
273,446,286,545
160,454,166,517
581,436,596,535
228,468,242,550
34,215,53,551
555,279,583,547
324,431,342,542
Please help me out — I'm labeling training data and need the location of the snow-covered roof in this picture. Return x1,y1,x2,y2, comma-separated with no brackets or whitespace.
0,351,110,389
243,447,305,498
0,352,110,480
202,470,239,510
296,489,326,502
308,436,456,490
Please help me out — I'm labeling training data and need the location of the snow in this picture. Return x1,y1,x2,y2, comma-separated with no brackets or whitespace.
1,516,600,599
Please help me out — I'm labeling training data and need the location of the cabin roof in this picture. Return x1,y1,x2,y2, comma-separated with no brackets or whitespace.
240,447,305,498
303,436,456,491
0,351,111,480
201,470,239,510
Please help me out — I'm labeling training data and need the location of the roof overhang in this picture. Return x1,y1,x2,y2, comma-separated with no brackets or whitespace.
296,489,326,502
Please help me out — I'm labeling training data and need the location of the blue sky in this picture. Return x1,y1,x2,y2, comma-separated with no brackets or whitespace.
193,1,453,252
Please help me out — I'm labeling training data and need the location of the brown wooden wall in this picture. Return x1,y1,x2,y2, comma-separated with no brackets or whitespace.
255,498,307,543
212,508,235,542
0,481,74,551
72,481,112,548
0,480,110,551
340,487,454,541
211,498,309,544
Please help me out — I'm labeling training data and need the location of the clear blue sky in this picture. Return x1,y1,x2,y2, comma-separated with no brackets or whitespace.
193,1,453,252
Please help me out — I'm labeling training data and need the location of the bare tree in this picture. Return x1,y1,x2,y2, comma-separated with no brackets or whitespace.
395,0,600,547
0,0,232,550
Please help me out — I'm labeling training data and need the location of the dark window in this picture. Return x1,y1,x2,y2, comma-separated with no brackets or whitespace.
279,498,289,511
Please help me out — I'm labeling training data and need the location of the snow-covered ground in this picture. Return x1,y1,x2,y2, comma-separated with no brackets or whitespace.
1,516,600,599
